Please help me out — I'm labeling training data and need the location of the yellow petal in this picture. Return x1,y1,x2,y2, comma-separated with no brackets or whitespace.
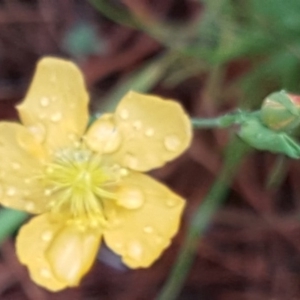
16,214,102,291
104,172,185,268
16,214,67,291
0,122,48,213
17,57,89,152
106,91,192,171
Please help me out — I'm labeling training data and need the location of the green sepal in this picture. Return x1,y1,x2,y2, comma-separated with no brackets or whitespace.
238,117,300,159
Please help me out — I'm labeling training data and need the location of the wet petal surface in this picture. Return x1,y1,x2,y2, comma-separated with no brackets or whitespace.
104,172,185,268
16,214,102,291
0,122,47,213
107,91,192,171
17,57,89,152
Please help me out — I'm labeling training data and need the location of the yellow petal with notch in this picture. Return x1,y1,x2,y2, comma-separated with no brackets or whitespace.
104,172,185,268
16,214,102,291
16,214,68,291
17,57,89,152
109,91,192,171
0,122,47,213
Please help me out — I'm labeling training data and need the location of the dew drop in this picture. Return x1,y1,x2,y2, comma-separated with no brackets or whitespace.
133,120,142,130
164,135,181,152
24,178,31,185
40,97,50,107
120,168,129,177
50,112,62,122
28,123,46,143
46,167,54,174
90,220,99,228
120,109,129,120
154,235,163,244
6,187,16,196
118,187,144,209
67,133,77,141
86,119,121,153
123,153,138,169
127,241,143,260
114,242,123,249
110,218,123,228
40,268,51,278
143,226,154,233
11,162,20,170
166,198,177,207
25,201,35,212
44,189,52,196
41,230,53,242
145,128,154,137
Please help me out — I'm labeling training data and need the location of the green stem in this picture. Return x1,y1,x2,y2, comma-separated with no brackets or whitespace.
156,138,250,300
0,208,28,245
265,155,289,189
191,110,253,128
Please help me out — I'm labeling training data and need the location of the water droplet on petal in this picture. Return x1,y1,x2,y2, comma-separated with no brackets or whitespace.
40,97,50,107
117,187,144,209
40,268,51,278
133,120,142,130
123,153,138,169
154,235,163,244
25,201,35,212
120,109,129,120
114,242,123,249
41,230,53,242
44,189,52,196
143,226,154,233
164,135,181,152
6,187,16,196
127,241,143,260
145,128,154,137
86,119,122,153
120,168,129,177
11,162,20,170
46,167,54,174
50,112,62,122
166,198,177,207
28,123,46,143
68,133,77,141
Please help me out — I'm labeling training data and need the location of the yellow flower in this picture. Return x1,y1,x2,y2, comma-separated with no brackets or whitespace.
0,57,192,291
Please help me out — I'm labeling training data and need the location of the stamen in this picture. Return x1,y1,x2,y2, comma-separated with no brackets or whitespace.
43,148,120,227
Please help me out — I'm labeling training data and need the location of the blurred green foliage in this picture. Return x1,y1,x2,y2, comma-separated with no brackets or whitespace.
90,0,300,110
62,21,106,59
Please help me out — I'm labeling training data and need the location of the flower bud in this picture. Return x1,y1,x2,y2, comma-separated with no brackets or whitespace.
260,91,300,133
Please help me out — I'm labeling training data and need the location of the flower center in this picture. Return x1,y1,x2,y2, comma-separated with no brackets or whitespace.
44,148,119,226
